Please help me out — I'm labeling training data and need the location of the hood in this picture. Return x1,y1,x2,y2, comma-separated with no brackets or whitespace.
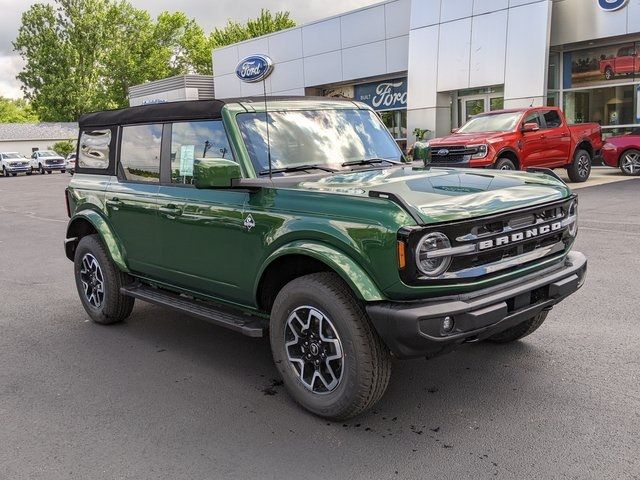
429,132,507,145
288,166,571,224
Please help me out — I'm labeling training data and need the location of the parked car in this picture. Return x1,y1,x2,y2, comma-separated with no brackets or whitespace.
599,45,640,80
425,107,603,182
602,128,640,175
30,150,66,174
1,152,31,177
64,98,586,420
66,152,77,174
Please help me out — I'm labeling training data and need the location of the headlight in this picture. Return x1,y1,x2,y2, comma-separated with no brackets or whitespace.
567,200,578,237
416,232,452,277
470,144,488,159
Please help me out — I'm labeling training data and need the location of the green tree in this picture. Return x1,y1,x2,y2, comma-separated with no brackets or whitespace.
211,9,296,48
13,1,296,121
0,97,39,123
51,139,75,157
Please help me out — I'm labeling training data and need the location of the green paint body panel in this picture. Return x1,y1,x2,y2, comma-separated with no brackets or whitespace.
66,99,576,312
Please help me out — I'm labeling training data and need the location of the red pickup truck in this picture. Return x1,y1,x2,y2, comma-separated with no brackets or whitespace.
600,45,640,80
426,107,602,182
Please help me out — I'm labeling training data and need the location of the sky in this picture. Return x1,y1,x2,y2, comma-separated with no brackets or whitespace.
0,0,377,99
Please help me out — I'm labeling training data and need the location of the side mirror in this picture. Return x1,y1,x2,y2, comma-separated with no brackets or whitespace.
522,122,540,133
451,128,459,134
194,158,242,189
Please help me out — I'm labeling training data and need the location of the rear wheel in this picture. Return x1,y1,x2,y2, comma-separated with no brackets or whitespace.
604,66,614,80
486,311,548,343
73,234,134,325
494,157,516,171
270,272,391,420
567,149,591,182
619,149,640,176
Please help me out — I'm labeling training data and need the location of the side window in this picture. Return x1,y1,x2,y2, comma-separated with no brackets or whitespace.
523,112,542,127
79,129,111,169
120,124,162,183
170,120,233,185
542,110,562,129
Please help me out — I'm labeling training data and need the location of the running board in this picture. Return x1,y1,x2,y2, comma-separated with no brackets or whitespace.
120,284,267,337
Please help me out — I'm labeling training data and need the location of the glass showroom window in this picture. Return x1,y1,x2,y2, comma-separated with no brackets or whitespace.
563,85,636,128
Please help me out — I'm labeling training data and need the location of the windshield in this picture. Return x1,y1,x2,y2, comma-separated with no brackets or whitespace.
236,109,403,175
3,153,21,159
38,151,58,157
457,111,523,133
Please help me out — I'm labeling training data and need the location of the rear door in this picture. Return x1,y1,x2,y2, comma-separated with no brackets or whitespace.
154,119,250,304
538,109,571,167
105,123,163,277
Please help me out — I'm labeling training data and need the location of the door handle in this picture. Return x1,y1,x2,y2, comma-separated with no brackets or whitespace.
539,134,546,139
159,204,182,216
106,198,123,209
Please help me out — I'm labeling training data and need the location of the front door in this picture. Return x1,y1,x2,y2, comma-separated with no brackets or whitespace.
154,120,250,304
105,123,163,277
519,111,548,168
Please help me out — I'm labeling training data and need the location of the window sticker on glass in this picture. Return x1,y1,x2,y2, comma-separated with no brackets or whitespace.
180,145,195,178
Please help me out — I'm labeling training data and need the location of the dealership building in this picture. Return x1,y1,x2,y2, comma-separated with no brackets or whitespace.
211,0,640,148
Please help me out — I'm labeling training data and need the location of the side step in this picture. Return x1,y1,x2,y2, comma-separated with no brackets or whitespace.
120,283,267,337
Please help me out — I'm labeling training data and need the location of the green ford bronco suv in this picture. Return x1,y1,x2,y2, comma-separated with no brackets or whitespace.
64,98,586,419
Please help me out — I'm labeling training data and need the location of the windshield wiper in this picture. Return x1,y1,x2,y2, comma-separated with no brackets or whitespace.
258,164,338,176
341,158,403,167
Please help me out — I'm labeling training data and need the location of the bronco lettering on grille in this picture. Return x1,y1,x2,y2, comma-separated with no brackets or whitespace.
477,221,563,250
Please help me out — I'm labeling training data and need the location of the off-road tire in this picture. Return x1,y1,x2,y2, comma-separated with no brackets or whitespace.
73,234,134,325
494,157,516,170
567,149,591,182
486,311,548,343
270,272,391,420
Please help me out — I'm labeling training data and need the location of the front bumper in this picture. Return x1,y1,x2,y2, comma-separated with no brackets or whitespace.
43,164,65,170
367,251,587,359
5,165,30,172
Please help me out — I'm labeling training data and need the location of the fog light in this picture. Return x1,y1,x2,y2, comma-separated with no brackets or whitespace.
442,316,454,333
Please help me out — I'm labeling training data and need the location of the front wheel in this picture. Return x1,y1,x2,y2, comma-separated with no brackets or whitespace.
619,149,640,176
270,272,391,420
2,167,8,177
73,234,134,325
39,164,45,174
567,149,591,182
486,311,548,343
494,157,516,170
61,169,66,174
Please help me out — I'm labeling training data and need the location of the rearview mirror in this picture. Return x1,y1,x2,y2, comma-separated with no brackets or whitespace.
194,158,242,189
451,128,459,134
522,122,540,133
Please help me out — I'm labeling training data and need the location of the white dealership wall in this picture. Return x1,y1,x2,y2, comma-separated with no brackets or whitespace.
212,0,640,140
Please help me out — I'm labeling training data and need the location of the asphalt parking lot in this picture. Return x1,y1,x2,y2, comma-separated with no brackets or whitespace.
1,171,639,480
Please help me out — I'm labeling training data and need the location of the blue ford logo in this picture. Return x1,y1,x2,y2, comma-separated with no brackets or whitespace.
235,55,274,83
597,0,628,11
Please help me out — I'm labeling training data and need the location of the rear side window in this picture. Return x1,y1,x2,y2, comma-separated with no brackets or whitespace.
120,124,162,183
542,110,562,128
170,120,233,184
79,129,111,169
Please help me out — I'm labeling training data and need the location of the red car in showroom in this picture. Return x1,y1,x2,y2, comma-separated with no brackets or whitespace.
425,107,602,182
602,128,640,176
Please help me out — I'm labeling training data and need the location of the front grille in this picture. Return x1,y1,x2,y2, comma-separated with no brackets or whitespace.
399,197,576,285
45,159,63,165
430,145,480,164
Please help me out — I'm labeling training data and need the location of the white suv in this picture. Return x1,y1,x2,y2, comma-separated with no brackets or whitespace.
1,152,31,177
30,150,66,174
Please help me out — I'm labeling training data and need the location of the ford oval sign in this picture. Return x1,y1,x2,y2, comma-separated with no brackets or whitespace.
236,55,274,83
597,0,629,11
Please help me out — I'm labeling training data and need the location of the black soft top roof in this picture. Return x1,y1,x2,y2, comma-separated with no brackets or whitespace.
78,99,226,128
78,96,356,129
